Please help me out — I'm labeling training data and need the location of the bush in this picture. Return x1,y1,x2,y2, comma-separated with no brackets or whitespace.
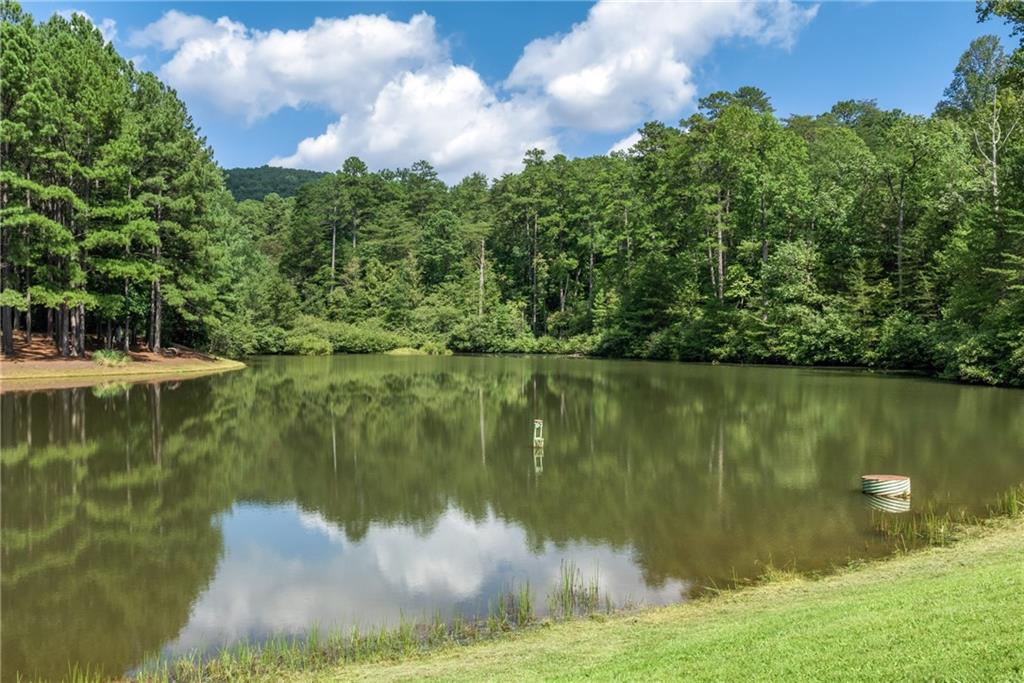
283,316,415,355
282,330,333,356
92,349,131,367
875,311,934,370
207,316,286,357
419,340,452,356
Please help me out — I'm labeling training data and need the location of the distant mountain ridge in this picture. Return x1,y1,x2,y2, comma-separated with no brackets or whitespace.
223,165,328,201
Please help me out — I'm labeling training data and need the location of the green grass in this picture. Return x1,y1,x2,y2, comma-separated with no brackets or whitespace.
118,516,1024,682
547,560,604,620
91,349,131,367
314,517,1024,682
26,491,1024,682
131,583,539,682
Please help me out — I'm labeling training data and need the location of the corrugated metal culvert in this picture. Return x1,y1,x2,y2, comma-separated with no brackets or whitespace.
861,474,912,497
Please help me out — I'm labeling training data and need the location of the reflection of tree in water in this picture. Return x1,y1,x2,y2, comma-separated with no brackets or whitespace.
1,385,225,681
2,358,1022,678
227,358,1024,585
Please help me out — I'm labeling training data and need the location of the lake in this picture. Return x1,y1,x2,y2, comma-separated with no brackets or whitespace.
3,355,1023,679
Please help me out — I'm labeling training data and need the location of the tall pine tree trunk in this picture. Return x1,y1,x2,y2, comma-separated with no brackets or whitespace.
148,278,155,349
0,305,11,356
0,256,12,355
897,198,904,299
59,302,69,357
153,275,162,352
77,303,85,356
69,305,78,356
123,279,130,353
531,213,538,334
152,242,163,352
25,285,32,343
330,222,337,289
478,238,485,317
588,223,594,317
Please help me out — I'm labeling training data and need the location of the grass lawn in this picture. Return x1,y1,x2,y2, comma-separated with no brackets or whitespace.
298,518,1024,682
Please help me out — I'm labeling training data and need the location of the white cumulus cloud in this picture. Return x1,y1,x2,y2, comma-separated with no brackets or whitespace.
271,65,556,181
608,130,642,155
138,1,817,182
507,1,817,131
132,10,442,121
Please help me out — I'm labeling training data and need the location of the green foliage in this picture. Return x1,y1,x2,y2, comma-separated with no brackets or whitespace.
282,329,333,356
876,312,934,370
92,349,131,367
223,166,328,201
3,9,1023,384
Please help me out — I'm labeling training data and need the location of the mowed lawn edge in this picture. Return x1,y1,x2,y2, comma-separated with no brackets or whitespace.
304,518,1024,682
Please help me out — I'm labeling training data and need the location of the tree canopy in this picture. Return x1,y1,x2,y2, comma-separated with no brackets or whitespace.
2,1,1023,385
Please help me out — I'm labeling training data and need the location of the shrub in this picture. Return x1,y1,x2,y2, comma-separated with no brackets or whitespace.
419,340,451,356
283,316,416,355
875,311,934,370
282,330,333,356
92,349,131,367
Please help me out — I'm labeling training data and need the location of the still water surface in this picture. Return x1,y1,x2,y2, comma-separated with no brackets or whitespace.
3,355,1023,679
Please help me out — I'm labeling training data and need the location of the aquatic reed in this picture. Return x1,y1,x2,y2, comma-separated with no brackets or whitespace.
129,581,540,682
547,560,603,620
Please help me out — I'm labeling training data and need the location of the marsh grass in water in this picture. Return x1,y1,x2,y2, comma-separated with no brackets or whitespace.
547,560,605,620
871,503,969,549
990,483,1024,517
129,581,541,682
871,483,1024,550
32,484,1024,683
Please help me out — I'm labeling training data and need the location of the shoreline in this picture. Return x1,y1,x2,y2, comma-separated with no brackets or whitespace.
0,356,245,393
332,516,1024,682
132,501,1024,682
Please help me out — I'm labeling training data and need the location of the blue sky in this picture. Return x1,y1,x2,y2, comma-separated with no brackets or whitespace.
32,1,1015,182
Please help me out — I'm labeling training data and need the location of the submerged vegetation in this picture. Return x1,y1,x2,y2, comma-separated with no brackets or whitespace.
2,3,1024,386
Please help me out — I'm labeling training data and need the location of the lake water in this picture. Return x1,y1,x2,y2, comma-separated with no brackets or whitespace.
3,355,1023,679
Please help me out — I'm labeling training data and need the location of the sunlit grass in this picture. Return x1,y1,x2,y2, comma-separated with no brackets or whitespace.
91,349,131,367
23,483,1024,682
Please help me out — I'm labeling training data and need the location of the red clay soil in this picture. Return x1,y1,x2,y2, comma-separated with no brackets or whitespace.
0,332,243,389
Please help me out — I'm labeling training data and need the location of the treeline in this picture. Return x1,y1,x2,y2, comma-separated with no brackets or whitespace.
224,165,328,202
1,1,1023,384
0,2,225,355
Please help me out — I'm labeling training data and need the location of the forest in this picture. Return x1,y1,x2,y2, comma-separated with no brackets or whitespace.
1,0,1023,385
223,166,328,202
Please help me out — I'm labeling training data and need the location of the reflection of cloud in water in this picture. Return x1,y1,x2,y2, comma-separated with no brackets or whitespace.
167,503,688,654
296,508,349,545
